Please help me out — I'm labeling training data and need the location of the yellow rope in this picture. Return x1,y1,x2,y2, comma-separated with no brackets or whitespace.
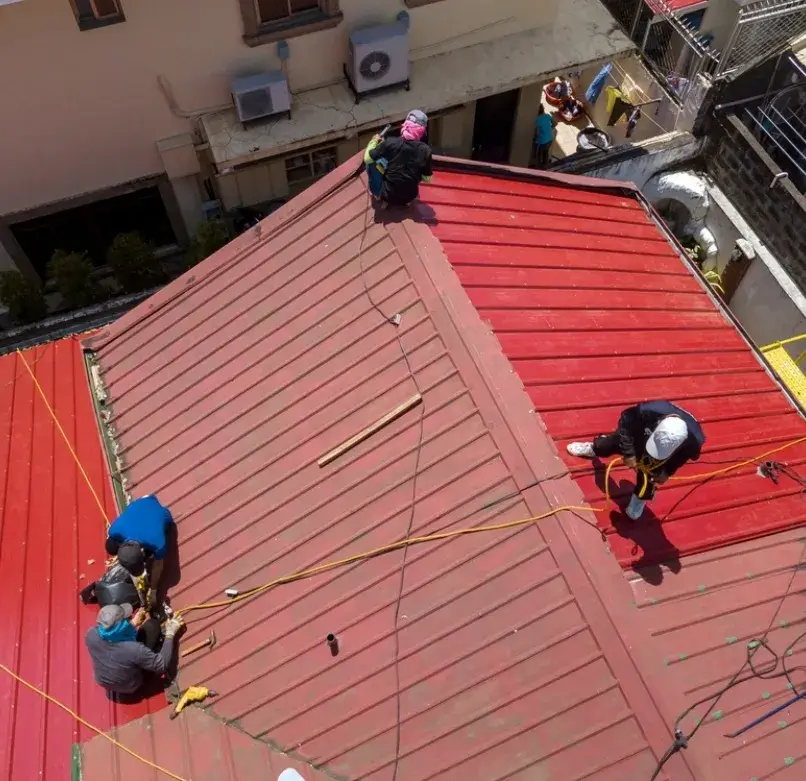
0,663,187,781
16,348,110,527
12,339,806,778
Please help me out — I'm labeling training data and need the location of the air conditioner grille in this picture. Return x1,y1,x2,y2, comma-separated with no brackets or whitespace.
359,51,392,81
239,88,273,121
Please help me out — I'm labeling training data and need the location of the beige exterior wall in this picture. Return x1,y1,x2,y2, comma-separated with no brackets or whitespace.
0,0,564,218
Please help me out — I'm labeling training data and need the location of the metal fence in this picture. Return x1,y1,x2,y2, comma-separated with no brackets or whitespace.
597,0,720,103
718,0,806,77
738,53,806,191
598,0,806,97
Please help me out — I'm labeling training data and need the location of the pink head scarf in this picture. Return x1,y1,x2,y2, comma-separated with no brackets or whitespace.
401,119,426,142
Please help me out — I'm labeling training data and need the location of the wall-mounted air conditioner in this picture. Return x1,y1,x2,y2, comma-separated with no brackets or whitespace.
232,71,291,125
345,21,410,102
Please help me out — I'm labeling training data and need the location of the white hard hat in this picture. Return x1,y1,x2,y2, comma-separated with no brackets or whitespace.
646,416,688,460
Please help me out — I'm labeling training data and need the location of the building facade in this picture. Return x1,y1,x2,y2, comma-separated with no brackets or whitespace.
0,0,633,280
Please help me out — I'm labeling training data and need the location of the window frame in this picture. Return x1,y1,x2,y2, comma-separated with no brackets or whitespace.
283,144,338,193
70,0,125,31
239,0,343,48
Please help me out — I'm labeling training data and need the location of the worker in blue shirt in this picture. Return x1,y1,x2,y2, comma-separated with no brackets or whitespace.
534,104,555,169
105,495,175,609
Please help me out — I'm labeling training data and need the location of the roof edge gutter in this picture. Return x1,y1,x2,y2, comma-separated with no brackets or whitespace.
82,350,128,512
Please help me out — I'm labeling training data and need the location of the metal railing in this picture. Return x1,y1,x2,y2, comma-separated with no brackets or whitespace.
597,0,720,103
718,0,806,78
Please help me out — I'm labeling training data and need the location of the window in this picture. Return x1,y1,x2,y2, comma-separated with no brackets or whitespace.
72,0,125,29
239,0,342,47
284,146,337,193
10,186,176,280
257,0,318,24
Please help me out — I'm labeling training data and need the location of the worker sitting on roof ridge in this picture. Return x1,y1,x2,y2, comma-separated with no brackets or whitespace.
85,603,184,700
566,400,705,520
364,109,433,210
105,494,175,614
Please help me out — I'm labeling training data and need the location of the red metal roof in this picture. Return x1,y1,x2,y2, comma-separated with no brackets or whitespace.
80,703,335,781
85,160,699,781
0,338,162,781
424,168,806,569
628,529,806,780
645,0,705,15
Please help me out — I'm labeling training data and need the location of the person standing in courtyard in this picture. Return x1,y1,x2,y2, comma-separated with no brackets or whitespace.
566,400,705,520
534,104,555,169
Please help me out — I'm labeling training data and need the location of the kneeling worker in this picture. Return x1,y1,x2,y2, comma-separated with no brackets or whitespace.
85,603,184,697
105,494,174,610
566,400,705,520
364,109,433,208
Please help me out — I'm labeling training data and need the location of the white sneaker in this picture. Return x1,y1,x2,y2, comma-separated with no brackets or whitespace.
626,494,646,520
567,442,595,459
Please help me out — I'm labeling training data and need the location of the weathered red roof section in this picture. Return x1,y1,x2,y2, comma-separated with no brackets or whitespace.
0,338,161,781
80,704,335,781
628,529,806,780
85,159,696,781
423,167,806,568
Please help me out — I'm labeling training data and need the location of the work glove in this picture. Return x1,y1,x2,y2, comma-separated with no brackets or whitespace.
164,616,184,639
131,608,148,627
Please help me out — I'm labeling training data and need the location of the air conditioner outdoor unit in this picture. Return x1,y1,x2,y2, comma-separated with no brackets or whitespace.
232,71,291,125
345,21,410,101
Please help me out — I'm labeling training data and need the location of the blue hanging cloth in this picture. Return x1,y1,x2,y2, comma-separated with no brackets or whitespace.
585,63,612,107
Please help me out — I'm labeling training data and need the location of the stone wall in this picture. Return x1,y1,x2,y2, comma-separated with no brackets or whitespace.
706,114,806,289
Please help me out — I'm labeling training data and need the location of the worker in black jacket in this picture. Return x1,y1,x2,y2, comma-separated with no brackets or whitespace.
566,400,705,520
364,109,433,208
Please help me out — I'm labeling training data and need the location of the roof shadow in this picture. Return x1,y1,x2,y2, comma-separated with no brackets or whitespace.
592,461,682,585
161,521,182,594
371,200,438,226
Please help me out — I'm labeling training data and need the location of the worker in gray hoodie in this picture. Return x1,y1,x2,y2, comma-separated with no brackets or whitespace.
85,603,183,698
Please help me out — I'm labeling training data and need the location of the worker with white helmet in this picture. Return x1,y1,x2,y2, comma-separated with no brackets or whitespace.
566,400,705,520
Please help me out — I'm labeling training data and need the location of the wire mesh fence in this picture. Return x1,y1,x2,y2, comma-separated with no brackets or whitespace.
719,0,806,76
596,0,720,103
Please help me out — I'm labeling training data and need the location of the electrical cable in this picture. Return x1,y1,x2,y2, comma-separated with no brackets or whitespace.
355,182,425,781
15,257,806,780
16,346,111,528
0,662,188,781
647,462,806,780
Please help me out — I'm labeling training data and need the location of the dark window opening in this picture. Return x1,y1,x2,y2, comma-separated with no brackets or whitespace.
72,0,125,29
11,185,176,281
256,0,318,24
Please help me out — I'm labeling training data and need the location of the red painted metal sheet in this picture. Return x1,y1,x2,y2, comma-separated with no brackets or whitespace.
425,169,806,572
0,338,161,781
628,529,806,779
86,168,690,781
80,704,334,781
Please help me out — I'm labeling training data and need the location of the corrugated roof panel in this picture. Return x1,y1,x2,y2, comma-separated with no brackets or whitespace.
425,169,806,569
87,165,690,781
0,338,161,781
629,528,806,779
80,704,335,781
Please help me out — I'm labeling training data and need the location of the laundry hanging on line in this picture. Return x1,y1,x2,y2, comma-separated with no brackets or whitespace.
585,63,612,106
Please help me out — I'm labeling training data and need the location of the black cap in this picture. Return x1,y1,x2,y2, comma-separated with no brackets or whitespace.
117,541,146,576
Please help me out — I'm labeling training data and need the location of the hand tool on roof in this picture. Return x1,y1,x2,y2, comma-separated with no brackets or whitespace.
180,629,216,658
725,689,806,738
169,686,218,719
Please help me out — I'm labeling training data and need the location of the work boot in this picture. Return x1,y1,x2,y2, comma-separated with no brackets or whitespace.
626,494,646,520
567,441,595,458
